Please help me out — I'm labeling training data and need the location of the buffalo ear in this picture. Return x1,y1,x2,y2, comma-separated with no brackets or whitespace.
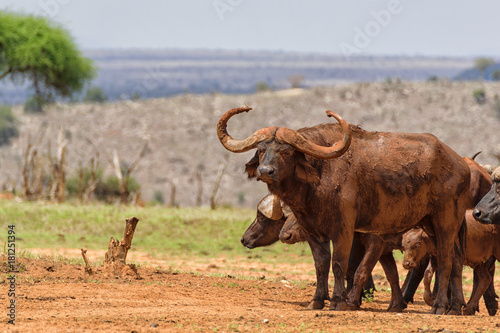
245,153,259,179
295,155,320,184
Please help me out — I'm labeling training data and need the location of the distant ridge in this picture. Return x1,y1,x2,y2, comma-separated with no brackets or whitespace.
0,48,473,105
455,63,500,81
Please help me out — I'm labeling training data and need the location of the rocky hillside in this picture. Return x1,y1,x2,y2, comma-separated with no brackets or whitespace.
1,80,500,207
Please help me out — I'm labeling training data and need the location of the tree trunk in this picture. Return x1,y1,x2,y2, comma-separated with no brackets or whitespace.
211,162,226,210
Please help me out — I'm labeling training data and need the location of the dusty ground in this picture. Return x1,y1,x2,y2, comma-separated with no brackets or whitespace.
1,249,500,333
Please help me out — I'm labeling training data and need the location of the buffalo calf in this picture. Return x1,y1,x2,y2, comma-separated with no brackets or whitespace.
402,211,499,316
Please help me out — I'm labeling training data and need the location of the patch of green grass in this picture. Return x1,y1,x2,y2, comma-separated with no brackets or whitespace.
0,201,312,261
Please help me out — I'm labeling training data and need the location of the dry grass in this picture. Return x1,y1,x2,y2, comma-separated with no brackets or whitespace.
2,80,500,207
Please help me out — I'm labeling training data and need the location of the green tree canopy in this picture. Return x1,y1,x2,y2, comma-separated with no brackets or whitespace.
0,11,96,108
474,57,495,80
83,86,108,103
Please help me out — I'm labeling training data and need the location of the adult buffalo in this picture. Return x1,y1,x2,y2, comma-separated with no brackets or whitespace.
217,107,470,314
473,167,500,225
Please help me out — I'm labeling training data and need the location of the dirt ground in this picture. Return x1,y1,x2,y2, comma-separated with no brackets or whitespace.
2,249,500,333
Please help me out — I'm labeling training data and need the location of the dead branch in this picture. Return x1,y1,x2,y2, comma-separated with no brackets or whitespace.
108,142,148,205
49,128,69,203
80,249,93,275
196,170,203,206
169,181,177,207
22,134,45,200
83,154,99,204
210,162,226,210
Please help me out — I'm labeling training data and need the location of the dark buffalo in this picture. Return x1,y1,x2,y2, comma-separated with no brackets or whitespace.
473,167,500,225
278,212,407,311
240,194,289,249
241,195,408,311
399,155,494,306
218,107,470,314
402,211,499,316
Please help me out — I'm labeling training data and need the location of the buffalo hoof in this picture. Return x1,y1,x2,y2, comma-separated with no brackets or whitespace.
387,299,407,313
445,308,462,316
387,304,405,313
306,300,324,310
431,306,447,315
423,293,435,307
345,302,360,311
462,305,477,316
487,307,498,316
330,300,347,311
485,300,498,316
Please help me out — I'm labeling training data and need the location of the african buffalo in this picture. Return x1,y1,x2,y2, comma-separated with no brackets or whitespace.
402,211,499,316
473,167,500,225
240,195,290,249
218,107,470,314
278,212,407,311
399,155,493,307
241,194,408,312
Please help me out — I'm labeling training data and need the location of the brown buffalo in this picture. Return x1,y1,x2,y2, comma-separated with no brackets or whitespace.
398,155,493,308
218,107,470,314
241,195,405,312
473,167,500,225
463,157,494,208
240,195,290,249
402,211,499,316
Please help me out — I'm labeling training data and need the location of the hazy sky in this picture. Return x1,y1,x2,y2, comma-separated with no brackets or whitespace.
2,0,499,57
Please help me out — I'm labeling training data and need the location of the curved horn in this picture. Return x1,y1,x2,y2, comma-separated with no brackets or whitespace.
217,107,277,153
275,110,352,159
270,195,284,220
492,166,500,182
257,194,284,220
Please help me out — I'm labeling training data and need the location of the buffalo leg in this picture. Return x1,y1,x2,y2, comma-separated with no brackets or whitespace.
431,213,464,315
329,231,353,311
463,263,491,315
483,257,498,316
346,236,375,304
402,256,430,304
423,258,437,306
379,252,407,312
306,238,331,310
445,244,466,315
346,236,364,297
346,237,383,310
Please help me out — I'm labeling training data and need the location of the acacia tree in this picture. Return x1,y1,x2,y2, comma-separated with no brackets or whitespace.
0,11,95,110
474,57,495,80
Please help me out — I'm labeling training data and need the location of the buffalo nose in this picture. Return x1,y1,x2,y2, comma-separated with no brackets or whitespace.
472,209,482,221
240,237,246,245
402,261,414,270
280,232,292,243
257,165,275,178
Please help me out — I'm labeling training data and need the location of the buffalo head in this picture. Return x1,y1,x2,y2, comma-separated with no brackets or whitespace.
401,228,434,270
241,194,288,249
279,213,306,244
473,167,500,225
217,107,352,187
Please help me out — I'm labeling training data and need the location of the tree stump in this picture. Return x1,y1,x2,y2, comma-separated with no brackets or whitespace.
103,216,140,278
